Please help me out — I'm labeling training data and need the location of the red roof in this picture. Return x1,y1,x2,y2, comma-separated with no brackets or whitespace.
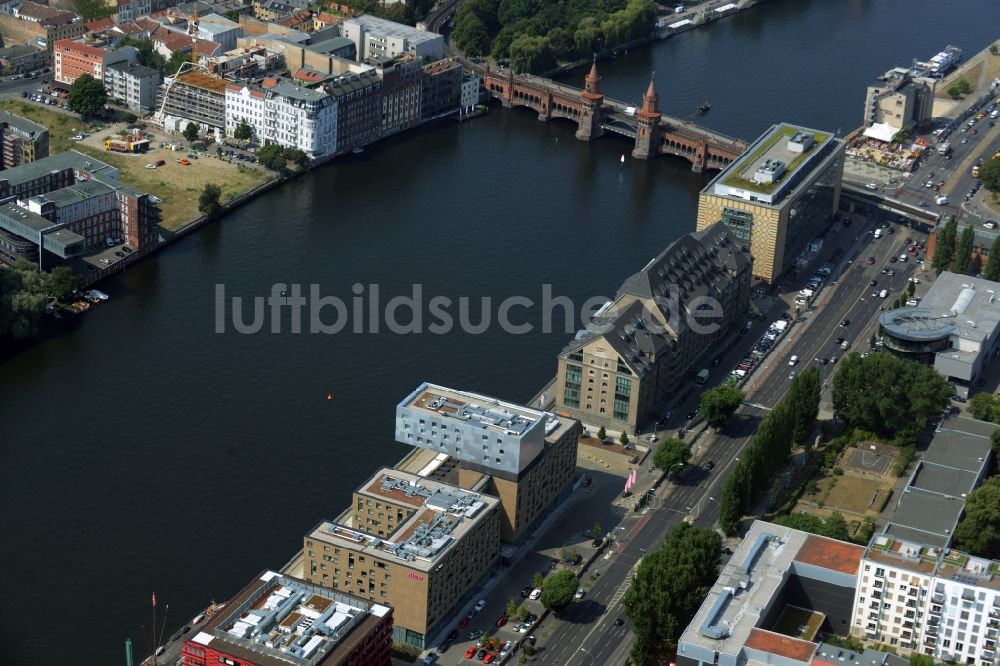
795,535,865,576
192,38,221,57
85,17,115,32
292,68,325,83
55,39,107,58
745,629,817,662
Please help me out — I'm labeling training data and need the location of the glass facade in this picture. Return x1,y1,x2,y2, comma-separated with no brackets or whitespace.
564,363,582,408
722,207,753,248
781,153,842,272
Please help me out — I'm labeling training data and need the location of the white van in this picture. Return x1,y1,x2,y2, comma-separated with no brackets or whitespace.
788,355,799,366
879,289,888,298
936,196,950,205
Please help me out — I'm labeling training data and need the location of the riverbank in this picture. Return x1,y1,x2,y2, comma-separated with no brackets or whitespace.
931,38,1000,118
539,0,768,79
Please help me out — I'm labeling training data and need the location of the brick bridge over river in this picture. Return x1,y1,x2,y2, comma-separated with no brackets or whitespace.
476,62,747,172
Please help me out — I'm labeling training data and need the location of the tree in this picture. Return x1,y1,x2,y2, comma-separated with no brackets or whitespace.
619,431,629,446
985,235,1000,281
952,476,1000,557
183,122,199,143
539,569,578,613
906,280,915,297
787,366,821,443
67,74,108,117
652,437,689,473
509,34,555,74
165,51,191,77
532,571,544,589
0,260,50,339
969,393,1000,422
719,462,751,535
775,511,851,541
234,119,253,141
992,429,1000,460
952,225,976,275
624,522,720,666
932,217,957,274
910,655,936,666
198,183,223,220
699,381,744,427
48,266,82,301
979,158,1000,193
593,521,601,536
505,599,518,618
122,112,138,125
831,352,952,438
597,426,606,441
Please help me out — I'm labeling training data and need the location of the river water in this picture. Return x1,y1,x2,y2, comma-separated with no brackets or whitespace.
1,1,997,662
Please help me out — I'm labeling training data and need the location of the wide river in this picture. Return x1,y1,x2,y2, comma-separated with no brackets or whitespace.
1,1,997,662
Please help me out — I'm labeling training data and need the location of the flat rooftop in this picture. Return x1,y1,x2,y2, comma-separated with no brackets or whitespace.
864,534,1000,592
882,416,994,547
0,150,116,188
189,571,389,666
915,271,1000,344
344,14,441,43
702,123,839,207
30,178,112,208
680,521,863,661
402,383,545,437
307,467,498,572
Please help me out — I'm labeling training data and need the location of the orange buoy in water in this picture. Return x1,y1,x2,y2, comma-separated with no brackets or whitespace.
326,393,333,401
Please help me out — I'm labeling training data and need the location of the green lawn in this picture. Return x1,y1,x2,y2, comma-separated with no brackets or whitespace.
0,100,106,154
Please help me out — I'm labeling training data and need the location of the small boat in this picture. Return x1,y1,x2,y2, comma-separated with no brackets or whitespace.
696,101,712,114
84,289,109,301
620,154,625,164
352,147,364,155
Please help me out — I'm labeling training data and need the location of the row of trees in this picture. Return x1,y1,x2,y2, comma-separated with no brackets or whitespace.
980,157,1000,193
452,0,658,73
622,522,721,666
1,261,82,340
718,367,820,534
830,352,951,442
932,213,1000,281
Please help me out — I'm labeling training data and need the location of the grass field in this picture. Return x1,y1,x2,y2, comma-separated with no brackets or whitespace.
0,99,104,153
772,605,824,641
814,474,887,515
74,125,274,231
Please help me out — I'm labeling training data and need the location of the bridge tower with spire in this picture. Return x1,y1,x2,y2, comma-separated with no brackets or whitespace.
631,78,662,160
575,60,605,142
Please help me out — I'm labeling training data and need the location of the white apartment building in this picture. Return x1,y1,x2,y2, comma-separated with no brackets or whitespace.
225,79,337,158
854,535,1000,665
104,60,160,112
342,15,443,62
460,75,479,115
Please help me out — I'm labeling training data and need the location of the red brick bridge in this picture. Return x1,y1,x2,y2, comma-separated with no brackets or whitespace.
479,62,746,172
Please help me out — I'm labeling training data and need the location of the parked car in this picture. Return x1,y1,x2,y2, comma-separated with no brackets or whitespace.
467,630,483,641
952,394,967,403
529,588,541,600
495,615,507,627
465,646,477,659
473,599,487,613
575,588,585,599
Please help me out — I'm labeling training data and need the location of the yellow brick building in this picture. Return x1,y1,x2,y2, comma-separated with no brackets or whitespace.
696,123,845,284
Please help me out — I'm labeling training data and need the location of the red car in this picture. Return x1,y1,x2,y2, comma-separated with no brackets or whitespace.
458,616,470,629
465,646,477,659
483,653,496,664
495,615,507,628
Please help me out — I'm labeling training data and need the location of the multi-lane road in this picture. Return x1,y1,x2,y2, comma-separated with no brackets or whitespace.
526,212,927,665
